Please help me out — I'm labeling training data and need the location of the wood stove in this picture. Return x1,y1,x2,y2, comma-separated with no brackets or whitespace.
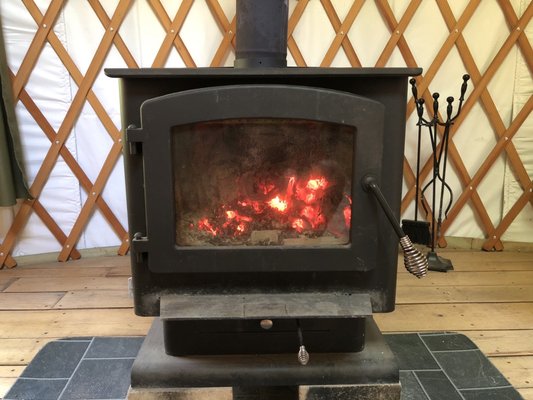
106,1,423,397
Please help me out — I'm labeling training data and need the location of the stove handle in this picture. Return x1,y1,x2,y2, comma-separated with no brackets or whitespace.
362,175,428,279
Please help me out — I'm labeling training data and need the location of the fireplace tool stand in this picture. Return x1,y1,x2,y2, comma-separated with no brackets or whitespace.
410,75,470,272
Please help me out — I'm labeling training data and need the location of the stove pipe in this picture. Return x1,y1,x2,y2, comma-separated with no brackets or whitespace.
234,0,288,68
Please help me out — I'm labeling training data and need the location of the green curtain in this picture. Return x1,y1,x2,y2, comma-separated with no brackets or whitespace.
0,19,29,207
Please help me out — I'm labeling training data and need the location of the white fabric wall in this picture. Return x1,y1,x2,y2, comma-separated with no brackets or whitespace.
0,0,531,257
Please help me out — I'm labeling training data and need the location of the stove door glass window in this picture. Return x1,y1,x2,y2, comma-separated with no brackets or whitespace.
172,118,354,247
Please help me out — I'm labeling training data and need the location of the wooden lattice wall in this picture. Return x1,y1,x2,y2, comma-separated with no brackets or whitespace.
0,0,532,268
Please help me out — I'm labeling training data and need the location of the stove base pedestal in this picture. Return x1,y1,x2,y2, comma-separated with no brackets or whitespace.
128,317,400,400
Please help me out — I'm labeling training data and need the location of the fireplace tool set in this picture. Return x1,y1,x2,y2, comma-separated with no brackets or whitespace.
403,75,470,272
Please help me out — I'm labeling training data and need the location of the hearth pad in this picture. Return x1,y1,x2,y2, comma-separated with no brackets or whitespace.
4,333,522,400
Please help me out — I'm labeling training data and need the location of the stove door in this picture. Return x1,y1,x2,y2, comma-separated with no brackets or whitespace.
128,84,384,273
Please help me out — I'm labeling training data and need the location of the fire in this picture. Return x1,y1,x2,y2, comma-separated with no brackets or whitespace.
226,210,252,222
300,206,324,228
286,176,296,198
343,206,351,228
198,218,218,236
257,181,275,195
292,218,305,233
304,193,316,204
306,177,328,191
343,194,352,228
238,200,263,213
267,196,288,212
192,172,352,242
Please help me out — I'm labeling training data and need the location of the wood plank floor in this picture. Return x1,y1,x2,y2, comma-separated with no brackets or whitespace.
0,250,532,399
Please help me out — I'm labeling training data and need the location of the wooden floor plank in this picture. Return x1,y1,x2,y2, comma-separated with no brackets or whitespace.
491,356,533,389
1,266,116,278
376,303,533,332
396,285,533,304
16,255,129,270
0,377,16,399
0,292,65,310
0,338,51,365
0,277,17,292
397,271,533,286
465,330,533,356
439,250,533,263
397,251,533,272
0,309,151,338
54,290,132,309
3,276,130,292
518,388,533,399
0,366,25,378
105,265,131,277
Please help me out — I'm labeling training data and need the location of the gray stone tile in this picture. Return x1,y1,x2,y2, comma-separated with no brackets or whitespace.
400,371,429,400
460,386,524,400
59,359,134,399
415,370,463,400
385,333,439,370
5,378,68,400
433,350,509,389
21,341,90,379
421,333,477,352
85,337,144,359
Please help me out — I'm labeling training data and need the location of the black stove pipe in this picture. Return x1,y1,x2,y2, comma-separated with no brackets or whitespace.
234,0,288,68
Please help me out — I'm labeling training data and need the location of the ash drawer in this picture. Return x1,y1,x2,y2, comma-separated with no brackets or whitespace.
160,292,371,356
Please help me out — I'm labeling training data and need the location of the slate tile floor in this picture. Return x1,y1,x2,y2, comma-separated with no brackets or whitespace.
5,333,523,399
386,333,524,400
5,338,143,400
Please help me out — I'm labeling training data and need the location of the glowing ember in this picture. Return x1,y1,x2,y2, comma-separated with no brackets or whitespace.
268,196,288,212
343,194,352,228
307,177,328,191
304,193,316,204
343,206,351,228
190,172,352,243
292,218,305,233
198,218,218,236
286,176,296,197
258,181,275,195
238,200,263,213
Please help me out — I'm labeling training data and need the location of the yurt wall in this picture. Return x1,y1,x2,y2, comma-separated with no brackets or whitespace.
0,0,531,267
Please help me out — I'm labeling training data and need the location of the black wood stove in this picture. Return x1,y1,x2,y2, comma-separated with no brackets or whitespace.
107,1,424,398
